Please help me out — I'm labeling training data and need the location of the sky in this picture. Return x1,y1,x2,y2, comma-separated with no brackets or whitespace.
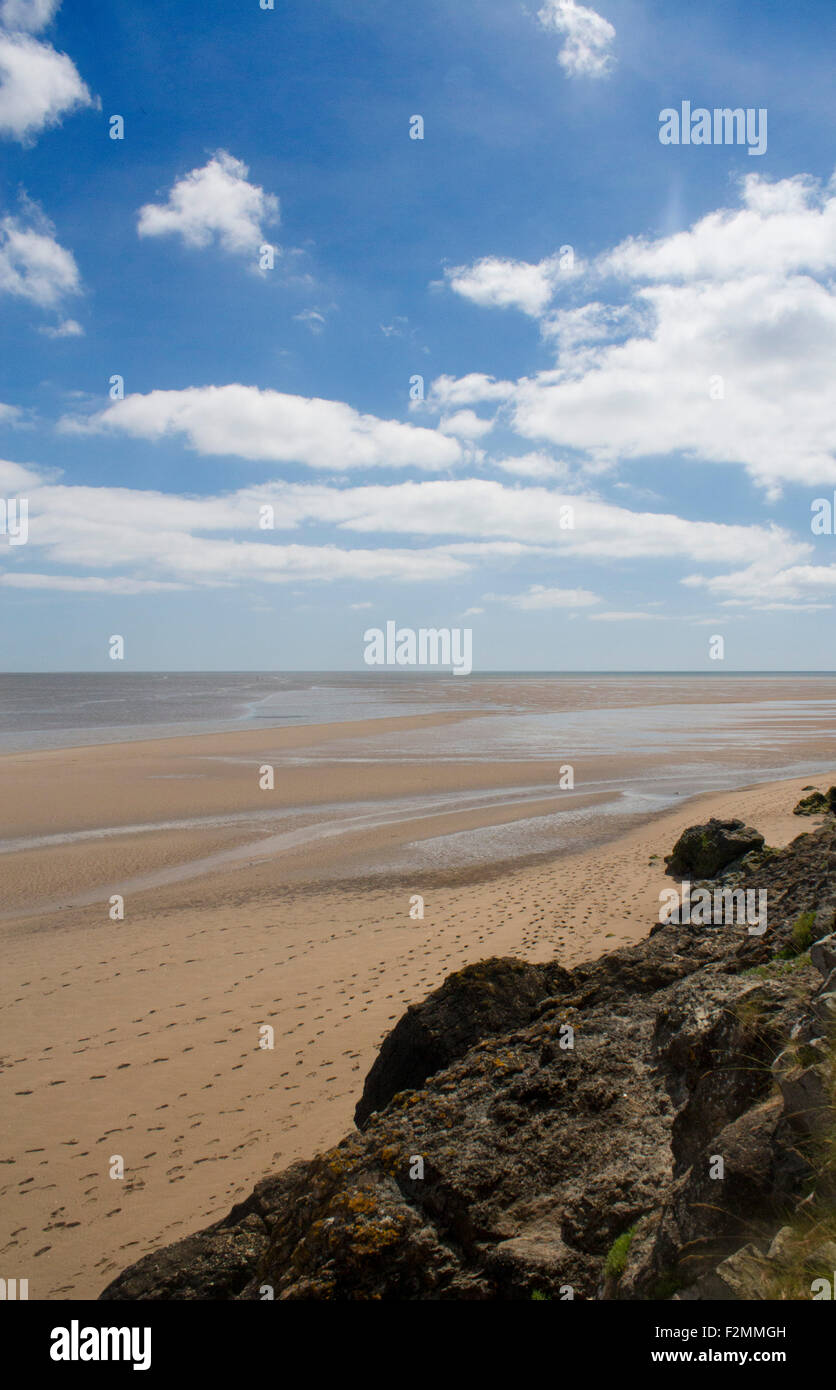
1,0,836,672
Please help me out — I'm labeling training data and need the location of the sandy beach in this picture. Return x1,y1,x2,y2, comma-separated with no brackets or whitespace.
1,698,835,1299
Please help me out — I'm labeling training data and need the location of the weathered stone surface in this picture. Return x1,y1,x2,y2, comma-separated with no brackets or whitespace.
643,1098,785,1288
99,1176,287,1300
656,978,809,1174
813,992,836,1027
779,1065,833,1137
793,787,836,816
100,818,836,1302
675,1244,771,1301
354,956,571,1128
811,933,836,978
665,818,765,879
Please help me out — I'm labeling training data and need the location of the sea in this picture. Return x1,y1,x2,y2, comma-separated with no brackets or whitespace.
3,671,836,887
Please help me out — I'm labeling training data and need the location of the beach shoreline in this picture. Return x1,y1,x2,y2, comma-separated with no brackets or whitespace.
1,729,833,1297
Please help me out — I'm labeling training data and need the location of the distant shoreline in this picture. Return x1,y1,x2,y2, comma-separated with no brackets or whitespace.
3,669,836,755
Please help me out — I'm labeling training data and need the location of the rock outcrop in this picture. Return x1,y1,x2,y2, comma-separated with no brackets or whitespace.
355,957,571,1128
100,818,836,1302
793,786,836,816
664,817,765,878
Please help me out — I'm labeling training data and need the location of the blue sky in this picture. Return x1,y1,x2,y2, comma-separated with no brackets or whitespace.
2,0,836,671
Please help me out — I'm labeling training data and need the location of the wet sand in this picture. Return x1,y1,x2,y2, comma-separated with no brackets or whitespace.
0,704,834,1298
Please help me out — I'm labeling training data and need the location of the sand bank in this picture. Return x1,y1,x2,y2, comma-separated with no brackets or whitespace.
0,711,833,1298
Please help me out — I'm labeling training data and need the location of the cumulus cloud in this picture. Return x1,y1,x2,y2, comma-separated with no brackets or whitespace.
444,171,836,494
62,384,466,473
541,301,644,352
438,409,495,440
0,206,80,307
444,254,567,317
426,373,516,408
0,457,39,488
0,31,92,142
0,0,60,31
537,0,615,79
137,151,279,259
596,173,836,284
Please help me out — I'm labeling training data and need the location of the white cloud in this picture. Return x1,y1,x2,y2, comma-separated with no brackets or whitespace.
0,573,187,593
468,171,836,493
492,451,568,480
67,384,465,473
294,308,326,334
683,560,836,609
4,467,824,608
0,207,80,307
596,173,836,284
38,315,82,337
738,602,832,612
427,373,516,408
541,302,644,352
444,254,565,317
0,0,60,32
491,584,601,610
537,0,615,79
0,457,40,488
287,478,805,570
438,409,495,440
137,151,279,259
0,31,92,142
513,277,836,493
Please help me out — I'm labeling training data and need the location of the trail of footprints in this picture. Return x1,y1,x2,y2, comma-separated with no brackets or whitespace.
2,863,644,1297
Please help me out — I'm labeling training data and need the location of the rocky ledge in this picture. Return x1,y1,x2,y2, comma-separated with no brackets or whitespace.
100,813,836,1301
